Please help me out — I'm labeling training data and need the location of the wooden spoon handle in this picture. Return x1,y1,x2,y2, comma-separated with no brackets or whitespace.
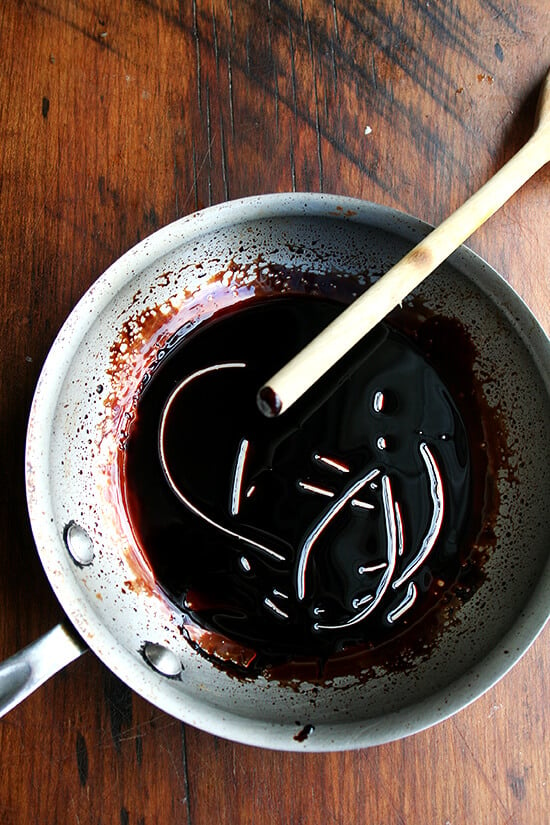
258,70,550,418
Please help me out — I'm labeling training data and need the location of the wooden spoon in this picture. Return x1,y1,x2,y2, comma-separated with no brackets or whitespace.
258,69,550,418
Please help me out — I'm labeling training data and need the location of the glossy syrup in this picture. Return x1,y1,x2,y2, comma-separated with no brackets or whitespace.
120,293,487,675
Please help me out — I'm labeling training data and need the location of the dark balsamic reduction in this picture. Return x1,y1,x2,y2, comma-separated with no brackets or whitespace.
120,293,487,676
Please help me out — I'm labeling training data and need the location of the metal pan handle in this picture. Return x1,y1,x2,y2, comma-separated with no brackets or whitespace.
0,623,87,718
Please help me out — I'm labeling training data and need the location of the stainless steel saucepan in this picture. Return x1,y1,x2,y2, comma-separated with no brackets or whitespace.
1,194,548,751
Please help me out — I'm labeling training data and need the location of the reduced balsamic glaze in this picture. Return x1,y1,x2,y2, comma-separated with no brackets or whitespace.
120,293,488,675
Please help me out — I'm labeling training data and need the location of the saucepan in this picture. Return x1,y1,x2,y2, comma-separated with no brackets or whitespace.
1,194,549,751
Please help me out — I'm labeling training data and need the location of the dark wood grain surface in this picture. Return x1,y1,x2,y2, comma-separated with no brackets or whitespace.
0,2,548,823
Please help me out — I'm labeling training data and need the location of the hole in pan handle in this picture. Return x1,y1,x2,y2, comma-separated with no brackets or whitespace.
0,623,87,719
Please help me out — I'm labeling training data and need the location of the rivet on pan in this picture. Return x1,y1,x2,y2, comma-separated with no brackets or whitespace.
142,642,182,678
63,521,95,566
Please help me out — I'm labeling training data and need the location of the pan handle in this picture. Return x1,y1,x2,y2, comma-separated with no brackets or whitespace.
0,623,87,719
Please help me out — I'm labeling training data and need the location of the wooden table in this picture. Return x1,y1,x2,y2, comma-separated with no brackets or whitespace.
1,2,548,823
